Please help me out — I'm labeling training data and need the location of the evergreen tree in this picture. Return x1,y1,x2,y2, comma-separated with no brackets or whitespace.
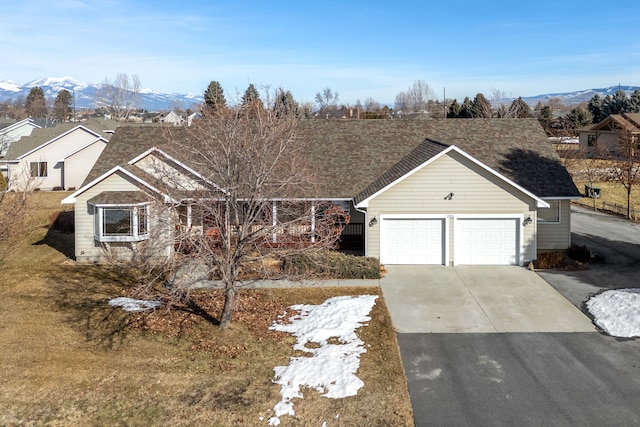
52,89,72,121
203,81,226,114
241,83,261,107
25,86,48,118
629,90,640,113
588,94,605,123
460,97,473,118
471,93,492,118
447,99,462,118
509,97,532,118
565,106,593,130
538,105,553,134
602,89,629,116
273,88,298,117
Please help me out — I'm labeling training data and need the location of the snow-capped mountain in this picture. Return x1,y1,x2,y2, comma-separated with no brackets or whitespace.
0,76,203,111
521,85,640,106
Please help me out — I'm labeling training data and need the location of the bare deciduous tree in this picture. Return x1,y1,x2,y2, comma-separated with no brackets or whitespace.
609,128,640,219
564,139,609,211
0,180,34,262
314,87,339,112
394,80,436,114
124,94,346,328
95,73,141,121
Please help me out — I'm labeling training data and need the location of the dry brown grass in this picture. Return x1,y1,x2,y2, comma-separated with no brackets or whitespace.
0,192,413,426
564,158,640,215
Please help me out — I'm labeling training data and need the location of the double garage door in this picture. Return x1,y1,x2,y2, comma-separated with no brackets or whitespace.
381,217,519,265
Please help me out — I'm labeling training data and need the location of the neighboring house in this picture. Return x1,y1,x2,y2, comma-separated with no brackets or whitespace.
62,119,580,266
187,111,202,126
578,112,640,155
1,119,119,191
159,111,184,126
0,118,42,177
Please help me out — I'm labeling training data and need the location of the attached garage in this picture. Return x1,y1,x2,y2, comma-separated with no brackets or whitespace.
455,218,520,265
380,217,446,265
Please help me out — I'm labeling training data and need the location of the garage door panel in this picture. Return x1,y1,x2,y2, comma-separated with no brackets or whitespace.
382,218,445,265
456,218,519,265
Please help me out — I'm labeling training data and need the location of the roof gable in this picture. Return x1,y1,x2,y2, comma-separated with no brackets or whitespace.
590,113,640,133
299,119,580,199
0,118,41,135
355,141,549,208
61,165,169,204
128,147,223,193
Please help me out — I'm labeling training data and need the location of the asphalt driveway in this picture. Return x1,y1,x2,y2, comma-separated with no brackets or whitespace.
380,265,595,333
392,206,640,426
538,204,640,309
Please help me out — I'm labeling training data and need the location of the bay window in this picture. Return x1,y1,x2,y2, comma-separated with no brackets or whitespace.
92,204,150,242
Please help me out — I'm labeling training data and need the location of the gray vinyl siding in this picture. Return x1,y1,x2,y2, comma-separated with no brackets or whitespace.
366,151,537,264
74,171,172,262
537,199,572,251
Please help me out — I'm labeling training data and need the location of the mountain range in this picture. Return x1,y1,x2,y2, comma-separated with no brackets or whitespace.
0,77,203,112
0,77,639,112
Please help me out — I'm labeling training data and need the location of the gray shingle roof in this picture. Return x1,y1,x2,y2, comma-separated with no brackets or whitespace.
87,191,151,205
4,118,120,159
82,118,580,200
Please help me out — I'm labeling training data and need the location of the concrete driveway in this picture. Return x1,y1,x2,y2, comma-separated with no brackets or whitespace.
380,265,595,333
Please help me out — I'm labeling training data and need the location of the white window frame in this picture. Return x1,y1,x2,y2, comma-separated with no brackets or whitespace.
30,161,47,177
92,203,150,242
537,200,561,223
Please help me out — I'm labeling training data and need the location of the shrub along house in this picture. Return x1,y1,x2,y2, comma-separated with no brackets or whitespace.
62,119,580,266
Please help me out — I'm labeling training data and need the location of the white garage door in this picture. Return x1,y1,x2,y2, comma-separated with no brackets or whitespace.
381,218,445,264
456,218,519,265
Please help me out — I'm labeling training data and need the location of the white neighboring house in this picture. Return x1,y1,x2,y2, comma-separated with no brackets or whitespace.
1,119,118,191
159,111,184,126
0,118,42,178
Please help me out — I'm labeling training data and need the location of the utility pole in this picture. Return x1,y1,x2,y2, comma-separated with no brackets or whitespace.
443,87,446,119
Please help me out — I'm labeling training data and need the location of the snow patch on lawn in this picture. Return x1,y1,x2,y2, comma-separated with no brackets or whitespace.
587,289,640,338
267,295,378,426
108,297,161,312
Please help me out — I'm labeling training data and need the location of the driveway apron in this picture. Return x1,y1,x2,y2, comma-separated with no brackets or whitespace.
380,265,595,333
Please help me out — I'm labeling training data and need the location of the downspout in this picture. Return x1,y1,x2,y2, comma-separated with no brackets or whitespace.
353,201,368,256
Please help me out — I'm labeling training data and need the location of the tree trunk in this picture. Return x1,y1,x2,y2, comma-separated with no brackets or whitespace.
627,186,632,220
219,282,236,329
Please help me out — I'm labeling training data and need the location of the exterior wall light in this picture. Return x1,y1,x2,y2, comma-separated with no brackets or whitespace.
444,192,454,200
523,216,533,226
369,216,378,227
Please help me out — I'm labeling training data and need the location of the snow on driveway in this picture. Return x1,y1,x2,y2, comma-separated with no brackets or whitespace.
267,295,378,426
587,289,640,338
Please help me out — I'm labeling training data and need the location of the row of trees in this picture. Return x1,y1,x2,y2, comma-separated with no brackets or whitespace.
587,89,640,123
0,73,143,122
0,87,74,121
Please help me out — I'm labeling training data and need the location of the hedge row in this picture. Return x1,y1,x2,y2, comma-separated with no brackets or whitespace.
281,250,381,279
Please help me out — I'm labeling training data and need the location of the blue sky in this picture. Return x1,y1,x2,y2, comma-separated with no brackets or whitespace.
2,0,639,106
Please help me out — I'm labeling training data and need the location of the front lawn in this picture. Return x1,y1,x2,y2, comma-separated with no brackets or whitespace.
0,192,413,426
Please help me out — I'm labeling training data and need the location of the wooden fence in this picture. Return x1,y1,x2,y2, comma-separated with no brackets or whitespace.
601,201,640,220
